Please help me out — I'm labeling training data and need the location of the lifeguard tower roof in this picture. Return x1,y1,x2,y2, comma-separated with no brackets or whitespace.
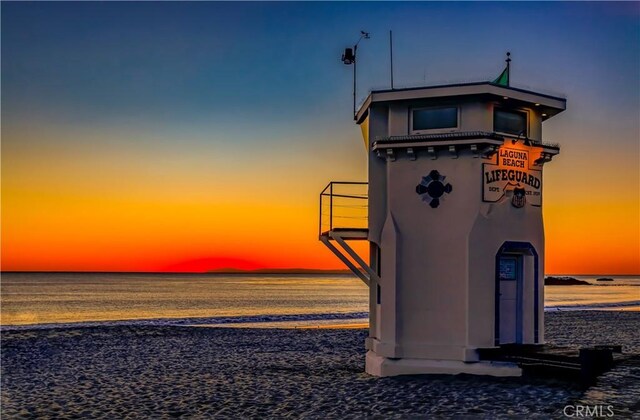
356,81,566,124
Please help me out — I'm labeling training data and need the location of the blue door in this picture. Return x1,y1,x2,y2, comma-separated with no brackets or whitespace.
498,256,523,344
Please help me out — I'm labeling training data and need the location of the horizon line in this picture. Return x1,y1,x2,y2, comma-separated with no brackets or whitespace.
1,270,638,276
0,268,354,275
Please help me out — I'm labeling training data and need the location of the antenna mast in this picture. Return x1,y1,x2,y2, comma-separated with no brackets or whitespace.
390,30,394,90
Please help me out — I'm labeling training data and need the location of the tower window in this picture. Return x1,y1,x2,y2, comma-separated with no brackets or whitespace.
494,109,527,137
411,107,458,133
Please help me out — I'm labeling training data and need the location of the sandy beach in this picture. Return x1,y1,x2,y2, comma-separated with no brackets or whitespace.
2,311,639,418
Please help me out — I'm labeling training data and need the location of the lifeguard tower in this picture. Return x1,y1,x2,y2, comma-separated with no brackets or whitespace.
319,64,566,377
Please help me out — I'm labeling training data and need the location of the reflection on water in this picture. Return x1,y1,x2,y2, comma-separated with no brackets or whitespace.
1,273,638,326
0,273,369,325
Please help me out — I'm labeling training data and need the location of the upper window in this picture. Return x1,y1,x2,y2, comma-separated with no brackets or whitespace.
411,107,458,133
494,109,527,137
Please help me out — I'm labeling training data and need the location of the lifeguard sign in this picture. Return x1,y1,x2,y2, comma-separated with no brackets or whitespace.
483,145,543,206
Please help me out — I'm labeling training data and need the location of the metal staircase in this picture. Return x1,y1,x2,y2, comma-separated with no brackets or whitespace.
318,182,378,286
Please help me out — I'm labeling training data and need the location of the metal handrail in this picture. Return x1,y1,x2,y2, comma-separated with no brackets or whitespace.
319,181,368,237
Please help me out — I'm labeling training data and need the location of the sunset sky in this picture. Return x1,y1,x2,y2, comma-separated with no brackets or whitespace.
2,2,639,274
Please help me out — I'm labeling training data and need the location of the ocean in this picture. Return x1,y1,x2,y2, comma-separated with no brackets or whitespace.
1,273,638,329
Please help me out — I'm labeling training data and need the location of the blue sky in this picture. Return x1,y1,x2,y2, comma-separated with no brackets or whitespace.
4,2,638,128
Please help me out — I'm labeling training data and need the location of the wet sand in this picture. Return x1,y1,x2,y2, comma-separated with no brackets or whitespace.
2,311,639,418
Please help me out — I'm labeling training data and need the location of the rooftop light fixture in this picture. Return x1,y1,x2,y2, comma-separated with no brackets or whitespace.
512,129,531,146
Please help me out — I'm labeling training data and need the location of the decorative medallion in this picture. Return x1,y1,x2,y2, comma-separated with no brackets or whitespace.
416,170,453,208
511,187,526,208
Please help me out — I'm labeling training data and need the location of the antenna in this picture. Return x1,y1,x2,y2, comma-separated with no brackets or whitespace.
389,30,394,90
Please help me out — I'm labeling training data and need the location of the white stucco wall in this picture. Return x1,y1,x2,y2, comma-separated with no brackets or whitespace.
365,94,552,363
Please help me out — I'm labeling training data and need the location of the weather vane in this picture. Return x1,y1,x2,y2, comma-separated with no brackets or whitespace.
341,31,370,120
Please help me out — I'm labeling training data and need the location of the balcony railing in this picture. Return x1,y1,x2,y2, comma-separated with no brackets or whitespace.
319,182,368,237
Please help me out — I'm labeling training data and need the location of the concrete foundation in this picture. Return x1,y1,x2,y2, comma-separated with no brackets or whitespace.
365,351,522,377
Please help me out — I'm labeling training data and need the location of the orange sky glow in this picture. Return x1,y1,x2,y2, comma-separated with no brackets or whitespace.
2,121,638,275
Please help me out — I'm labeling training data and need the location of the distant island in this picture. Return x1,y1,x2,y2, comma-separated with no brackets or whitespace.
597,277,614,282
544,276,590,286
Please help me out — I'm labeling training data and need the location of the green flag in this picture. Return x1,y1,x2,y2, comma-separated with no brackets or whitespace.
492,67,509,86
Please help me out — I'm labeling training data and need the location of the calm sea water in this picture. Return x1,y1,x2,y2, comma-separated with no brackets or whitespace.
1,273,638,328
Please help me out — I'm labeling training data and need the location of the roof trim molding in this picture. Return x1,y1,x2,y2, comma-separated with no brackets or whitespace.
356,82,566,124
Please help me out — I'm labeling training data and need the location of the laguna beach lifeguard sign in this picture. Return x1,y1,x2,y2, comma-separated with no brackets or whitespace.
484,146,543,207
320,80,566,377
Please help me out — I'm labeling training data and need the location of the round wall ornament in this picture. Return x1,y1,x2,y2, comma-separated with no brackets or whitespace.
416,170,453,208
